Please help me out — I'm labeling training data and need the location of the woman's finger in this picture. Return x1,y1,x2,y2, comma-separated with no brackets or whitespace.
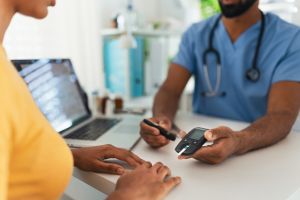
93,161,125,175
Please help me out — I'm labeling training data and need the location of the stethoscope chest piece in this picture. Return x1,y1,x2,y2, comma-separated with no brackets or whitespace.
246,67,260,82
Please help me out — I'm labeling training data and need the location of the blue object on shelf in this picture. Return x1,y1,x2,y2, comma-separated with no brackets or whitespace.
129,36,145,97
103,37,127,95
103,36,145,98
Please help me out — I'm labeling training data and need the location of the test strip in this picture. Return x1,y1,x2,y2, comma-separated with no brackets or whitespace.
178,145,190,156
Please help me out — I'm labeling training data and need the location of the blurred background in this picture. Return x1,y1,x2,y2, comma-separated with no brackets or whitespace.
3,1,300,199
4,0,300,123
4,0,300,99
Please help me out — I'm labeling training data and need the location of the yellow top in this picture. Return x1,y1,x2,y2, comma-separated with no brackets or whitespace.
0,46,73,200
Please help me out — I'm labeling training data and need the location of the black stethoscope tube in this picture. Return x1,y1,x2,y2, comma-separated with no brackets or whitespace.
201,11,266,97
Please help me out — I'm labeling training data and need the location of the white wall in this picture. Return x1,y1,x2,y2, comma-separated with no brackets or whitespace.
158,0,201,29
97,0,159,28
294,0,300,25
4,0,104,95
4,0,161,96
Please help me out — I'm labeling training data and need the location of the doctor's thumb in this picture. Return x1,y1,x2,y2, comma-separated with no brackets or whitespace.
158,120,172,130
205,127,231,141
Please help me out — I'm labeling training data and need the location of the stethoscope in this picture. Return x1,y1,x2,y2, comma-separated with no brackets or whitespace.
202,11,265,97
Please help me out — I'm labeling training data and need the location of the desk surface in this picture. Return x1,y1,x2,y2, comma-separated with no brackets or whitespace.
73,113,300,200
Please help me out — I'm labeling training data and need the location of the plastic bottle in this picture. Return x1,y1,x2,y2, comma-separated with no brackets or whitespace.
121,0,138,49
126,0,137,31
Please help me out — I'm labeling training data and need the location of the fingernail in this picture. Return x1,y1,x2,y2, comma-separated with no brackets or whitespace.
153,130,160,136
159,121,164,125
146,161,152,167
117,168,124,174
159,122,168,128
178,130,186,138
177,177,182,183
205,131,213,140
178,156,185,160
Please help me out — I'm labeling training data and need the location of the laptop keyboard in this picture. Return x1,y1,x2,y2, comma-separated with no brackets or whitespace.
65,118,121,141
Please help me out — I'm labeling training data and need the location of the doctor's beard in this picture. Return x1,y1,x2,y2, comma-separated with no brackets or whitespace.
218,0,257,18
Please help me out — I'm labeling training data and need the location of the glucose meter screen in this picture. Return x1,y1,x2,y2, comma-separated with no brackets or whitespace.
189,129,205,140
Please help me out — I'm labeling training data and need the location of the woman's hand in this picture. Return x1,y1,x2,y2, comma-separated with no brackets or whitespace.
107,162,181,200
71,144,149,175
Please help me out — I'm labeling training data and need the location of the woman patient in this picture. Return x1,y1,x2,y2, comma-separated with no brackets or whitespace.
0,0,181,199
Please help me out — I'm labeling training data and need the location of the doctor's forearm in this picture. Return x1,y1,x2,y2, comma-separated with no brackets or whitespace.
152,63,191,122
235,81,300,154
153,86,180,122
235,111,298,154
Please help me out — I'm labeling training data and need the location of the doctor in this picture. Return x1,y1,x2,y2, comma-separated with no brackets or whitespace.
140,0,300,164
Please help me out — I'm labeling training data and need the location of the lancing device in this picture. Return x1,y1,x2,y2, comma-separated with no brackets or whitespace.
143,119,176,141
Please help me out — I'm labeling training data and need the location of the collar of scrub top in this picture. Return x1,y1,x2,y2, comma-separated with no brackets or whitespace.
201,10,266,98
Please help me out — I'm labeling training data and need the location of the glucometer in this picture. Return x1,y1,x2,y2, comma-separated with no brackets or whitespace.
143,119,177,141
175,127,208,156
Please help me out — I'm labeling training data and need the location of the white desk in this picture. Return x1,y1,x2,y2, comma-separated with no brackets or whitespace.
73,113,300,200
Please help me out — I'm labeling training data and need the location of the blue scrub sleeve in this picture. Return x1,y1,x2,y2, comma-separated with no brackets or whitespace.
272,32,300,84
172,26,196,74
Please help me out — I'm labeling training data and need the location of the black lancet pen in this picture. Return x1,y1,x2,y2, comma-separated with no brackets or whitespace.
143,119,177,141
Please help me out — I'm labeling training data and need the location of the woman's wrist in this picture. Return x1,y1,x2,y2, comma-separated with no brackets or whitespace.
70,148,80,167
106,191,124,200
107,190,141,200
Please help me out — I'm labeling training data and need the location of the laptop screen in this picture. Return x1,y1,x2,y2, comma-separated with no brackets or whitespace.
12,59,91,133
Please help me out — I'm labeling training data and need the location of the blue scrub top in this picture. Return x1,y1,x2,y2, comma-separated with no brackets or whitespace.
173,13,300,122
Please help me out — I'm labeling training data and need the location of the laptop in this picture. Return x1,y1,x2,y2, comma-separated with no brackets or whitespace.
12,59,141,149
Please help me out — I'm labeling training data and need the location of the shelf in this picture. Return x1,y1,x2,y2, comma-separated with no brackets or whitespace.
101,29,182,37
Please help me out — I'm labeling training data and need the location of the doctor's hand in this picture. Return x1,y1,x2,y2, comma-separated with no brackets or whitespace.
140,117,172,148
71,145,150,175
107,162,181,200
179,126,241,164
